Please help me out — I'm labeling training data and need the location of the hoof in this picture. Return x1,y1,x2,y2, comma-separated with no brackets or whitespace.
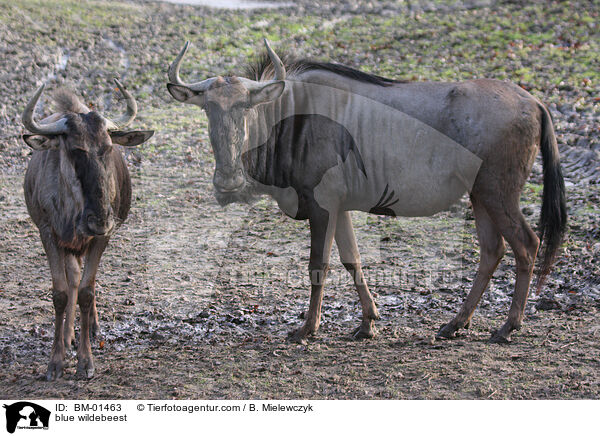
287,328,309,345
46,360,64,381
352,325,375,340
489,330,511,344
75,359,95,380
490,321,518,344
436,323,458,340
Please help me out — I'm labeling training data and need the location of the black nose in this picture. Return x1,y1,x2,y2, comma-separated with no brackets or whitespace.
213,167,245,193
85,209,114,236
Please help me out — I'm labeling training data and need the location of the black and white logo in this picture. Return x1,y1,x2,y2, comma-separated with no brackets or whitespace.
3,402,50,434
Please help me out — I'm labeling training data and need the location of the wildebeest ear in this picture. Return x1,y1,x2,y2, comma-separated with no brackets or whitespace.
22,134,60,150
166,83,205,105
248,81,285,106
110,130,154,147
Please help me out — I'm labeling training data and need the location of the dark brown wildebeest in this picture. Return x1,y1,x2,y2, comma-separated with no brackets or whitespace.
22,80,153,379
166,40,566,345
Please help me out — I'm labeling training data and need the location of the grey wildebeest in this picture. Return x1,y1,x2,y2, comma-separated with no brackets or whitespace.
22,80,154,379
166,40,566,345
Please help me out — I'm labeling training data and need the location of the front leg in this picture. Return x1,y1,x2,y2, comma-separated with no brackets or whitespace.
76,237,108,379
39,228,68,381
289,206,337,344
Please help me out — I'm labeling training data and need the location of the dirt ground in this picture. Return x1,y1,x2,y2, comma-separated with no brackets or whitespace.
0,0,599,399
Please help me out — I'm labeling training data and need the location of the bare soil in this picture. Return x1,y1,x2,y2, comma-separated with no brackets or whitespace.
0,0,599,399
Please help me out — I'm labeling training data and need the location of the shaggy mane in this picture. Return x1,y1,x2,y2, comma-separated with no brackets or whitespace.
243,51,406,86
52,89,88,114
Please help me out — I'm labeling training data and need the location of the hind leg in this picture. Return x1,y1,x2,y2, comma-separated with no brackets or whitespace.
335,211,380,339
490,207,539,343
39,229,68,380
89,297,100,339
437,196,506,339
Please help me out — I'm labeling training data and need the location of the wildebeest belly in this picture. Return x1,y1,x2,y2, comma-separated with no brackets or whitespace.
313,113,482,217
262,134,480,219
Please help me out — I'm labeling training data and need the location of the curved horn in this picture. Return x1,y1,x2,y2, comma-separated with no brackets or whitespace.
109,78,137,129
168,41,190,86
22,84,68,135
168,41,217,92
264,38,286,81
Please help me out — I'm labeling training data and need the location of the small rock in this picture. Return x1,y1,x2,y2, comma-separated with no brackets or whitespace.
150,330,165,341
535,297,561,311
522,206,534,216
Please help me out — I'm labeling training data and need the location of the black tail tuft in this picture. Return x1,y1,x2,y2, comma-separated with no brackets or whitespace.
536,104,568,292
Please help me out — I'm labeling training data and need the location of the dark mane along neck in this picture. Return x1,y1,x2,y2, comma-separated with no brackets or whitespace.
243,51,405,86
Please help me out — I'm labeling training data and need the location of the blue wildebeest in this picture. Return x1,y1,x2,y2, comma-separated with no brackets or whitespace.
166,40,566,344
22,80,153,379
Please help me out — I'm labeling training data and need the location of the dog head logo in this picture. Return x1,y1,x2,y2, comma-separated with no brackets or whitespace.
3,402,50,433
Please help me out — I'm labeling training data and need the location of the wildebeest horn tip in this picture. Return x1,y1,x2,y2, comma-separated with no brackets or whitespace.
263,38,286,81
107,78,137,129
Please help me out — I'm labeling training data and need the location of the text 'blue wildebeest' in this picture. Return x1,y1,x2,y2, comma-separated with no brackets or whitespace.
22,80,154,379
167,40,566,344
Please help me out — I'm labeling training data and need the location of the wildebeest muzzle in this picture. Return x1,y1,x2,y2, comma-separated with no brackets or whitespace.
82,207,115,236
213,166,245,193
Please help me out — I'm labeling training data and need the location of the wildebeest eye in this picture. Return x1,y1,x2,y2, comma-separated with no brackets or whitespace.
71,147,88,155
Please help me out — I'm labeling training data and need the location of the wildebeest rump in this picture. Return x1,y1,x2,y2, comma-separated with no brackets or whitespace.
22,80,154,379
167,40,566,344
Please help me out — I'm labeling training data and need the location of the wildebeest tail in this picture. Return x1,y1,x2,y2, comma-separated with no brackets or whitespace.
536,103,567,292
